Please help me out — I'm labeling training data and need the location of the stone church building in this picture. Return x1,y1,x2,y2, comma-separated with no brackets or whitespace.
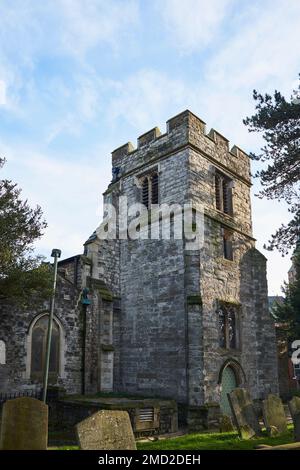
0,110,278,419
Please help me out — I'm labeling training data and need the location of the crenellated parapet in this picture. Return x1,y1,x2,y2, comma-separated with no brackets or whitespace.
109,109,251,189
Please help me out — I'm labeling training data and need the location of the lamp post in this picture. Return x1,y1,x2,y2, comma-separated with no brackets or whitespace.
42,248,61,403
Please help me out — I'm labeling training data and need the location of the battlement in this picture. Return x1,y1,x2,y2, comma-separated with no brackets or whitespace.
110,110,251,184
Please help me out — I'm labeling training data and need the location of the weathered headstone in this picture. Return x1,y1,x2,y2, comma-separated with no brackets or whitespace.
0,397,48,450
219,414,234,433
228,388,261,439
288,396,300,441
262,394,287,436
76,410,137,450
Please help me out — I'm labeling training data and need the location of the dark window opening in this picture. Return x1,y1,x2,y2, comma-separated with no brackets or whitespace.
223,228,233,260
151,173,159,205
142,177,149,209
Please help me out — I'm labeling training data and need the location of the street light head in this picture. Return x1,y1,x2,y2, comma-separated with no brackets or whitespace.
51,248,62,258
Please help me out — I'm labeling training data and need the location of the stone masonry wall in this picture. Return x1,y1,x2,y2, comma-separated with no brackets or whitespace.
0,275,83,394
115,149,190,401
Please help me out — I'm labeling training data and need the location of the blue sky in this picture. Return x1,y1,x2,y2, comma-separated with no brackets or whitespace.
0,0,299,294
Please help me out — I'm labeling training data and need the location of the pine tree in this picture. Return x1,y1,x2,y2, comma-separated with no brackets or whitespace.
244,76,300,254
273,246,300,341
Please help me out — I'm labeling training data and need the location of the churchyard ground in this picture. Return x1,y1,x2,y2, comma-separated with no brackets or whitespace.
50,425,295,450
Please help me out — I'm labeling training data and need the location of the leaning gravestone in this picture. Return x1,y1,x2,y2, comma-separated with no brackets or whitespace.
76,410,137,450
262,394,287,436
288,396,300,441
0,397,48,450
228,388,261,439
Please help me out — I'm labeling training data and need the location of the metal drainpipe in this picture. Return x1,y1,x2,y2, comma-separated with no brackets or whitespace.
82,304,87,395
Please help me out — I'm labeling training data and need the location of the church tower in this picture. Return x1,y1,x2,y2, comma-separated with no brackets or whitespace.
85,110,279,424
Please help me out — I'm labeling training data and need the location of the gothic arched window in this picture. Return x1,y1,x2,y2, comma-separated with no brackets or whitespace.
31,315,60,382
215,170,233,215
140,171,159,209
218,304,238,350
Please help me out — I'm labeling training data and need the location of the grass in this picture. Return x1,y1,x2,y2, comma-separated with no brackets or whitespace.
136,426,295,451
50,425,295,451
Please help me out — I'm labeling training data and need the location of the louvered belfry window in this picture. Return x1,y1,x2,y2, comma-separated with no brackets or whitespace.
141,172,159,208
151,173,159,204
142,177,149,208
215,171,233,215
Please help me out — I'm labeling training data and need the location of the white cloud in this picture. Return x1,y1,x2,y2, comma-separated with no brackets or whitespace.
0,141,113,260
0,80,6,105
205,0,300,91
108,69,192,134
157,0,233,53
58,0,139,58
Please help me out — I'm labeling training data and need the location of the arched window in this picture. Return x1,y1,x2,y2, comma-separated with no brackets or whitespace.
140,171,159,209
0,340,6,365
31,315,60,382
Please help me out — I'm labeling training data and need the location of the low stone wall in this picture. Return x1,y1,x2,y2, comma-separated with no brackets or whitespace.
49,397,178,437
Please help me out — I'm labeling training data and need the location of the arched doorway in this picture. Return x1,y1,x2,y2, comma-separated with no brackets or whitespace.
220,365,238,415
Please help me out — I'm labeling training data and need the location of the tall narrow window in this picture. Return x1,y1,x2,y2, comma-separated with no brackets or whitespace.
228,309,236,349
215,170,233,216
142,177,149,209
223,228,233,261
151,173,159,205
218,310,226,349
0,340,6,365
218,304,238,350
31,315,60,381
140,171,159,208
215,174,222,211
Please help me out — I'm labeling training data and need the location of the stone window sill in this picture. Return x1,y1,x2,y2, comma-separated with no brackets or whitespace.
217,347,241,356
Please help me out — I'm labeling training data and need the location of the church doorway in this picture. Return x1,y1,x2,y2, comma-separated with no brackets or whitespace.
220,365,237,415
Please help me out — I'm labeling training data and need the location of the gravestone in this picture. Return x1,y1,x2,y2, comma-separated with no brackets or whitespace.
0,397,48,450
262,394,287,436
228,388,261,439
219,414,234,433
76,410,137,450
288,396,300,441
